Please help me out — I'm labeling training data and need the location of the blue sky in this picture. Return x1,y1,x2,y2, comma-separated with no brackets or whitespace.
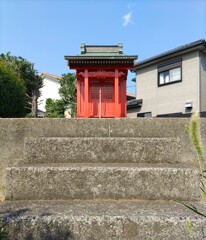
1,0,206,94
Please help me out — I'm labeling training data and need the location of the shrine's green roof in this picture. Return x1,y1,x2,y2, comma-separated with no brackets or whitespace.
65,43,138,59
64,43,137,69
79,43,124,56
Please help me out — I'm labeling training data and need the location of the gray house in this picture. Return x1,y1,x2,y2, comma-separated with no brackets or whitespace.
128,39,206,117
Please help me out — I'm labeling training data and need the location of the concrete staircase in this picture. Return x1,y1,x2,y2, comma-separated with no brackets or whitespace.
0,119,206,239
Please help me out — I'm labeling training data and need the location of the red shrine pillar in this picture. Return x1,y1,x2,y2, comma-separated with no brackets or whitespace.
114,69,119,117
84,69,89,117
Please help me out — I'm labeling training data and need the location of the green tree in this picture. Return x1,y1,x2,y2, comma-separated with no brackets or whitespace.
0,59,26,117
59,73,76,117
0,52,43,117
45,98,65,118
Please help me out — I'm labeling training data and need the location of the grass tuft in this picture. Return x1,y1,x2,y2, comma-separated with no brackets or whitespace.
185,112,205,176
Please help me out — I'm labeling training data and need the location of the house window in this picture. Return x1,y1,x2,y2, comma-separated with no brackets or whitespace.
158,58,182,86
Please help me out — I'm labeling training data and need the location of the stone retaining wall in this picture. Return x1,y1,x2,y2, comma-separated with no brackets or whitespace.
0,118,206,198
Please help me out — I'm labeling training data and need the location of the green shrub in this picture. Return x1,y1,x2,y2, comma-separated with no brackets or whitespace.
59,73,76,117
0,59,26,117
45,98,65,118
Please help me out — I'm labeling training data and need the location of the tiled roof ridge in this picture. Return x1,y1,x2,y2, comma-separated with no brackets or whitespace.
84,44,120,47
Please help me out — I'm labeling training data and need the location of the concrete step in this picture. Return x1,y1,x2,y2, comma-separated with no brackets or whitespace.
6,163,200,201
0,200,206,240
23,137,181,164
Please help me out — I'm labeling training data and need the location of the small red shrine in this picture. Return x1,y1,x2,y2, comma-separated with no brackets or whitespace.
65,43,137,118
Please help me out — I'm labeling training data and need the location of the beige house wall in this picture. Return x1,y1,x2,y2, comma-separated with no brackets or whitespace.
200,51,206,112
135,50,200,117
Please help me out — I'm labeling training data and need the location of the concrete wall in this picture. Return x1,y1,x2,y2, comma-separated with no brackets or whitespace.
0,118,206,198
200,51,206,112
135,50,200,116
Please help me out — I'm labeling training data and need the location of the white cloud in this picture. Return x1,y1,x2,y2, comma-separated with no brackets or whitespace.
123,11,132,27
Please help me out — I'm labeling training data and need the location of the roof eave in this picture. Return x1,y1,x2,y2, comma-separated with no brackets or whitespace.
64,55,138,60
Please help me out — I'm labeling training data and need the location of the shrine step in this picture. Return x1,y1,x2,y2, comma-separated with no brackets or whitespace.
0,200,206,240
6,163,200,201
23,137,181,164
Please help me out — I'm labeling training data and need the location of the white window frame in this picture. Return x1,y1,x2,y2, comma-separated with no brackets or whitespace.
158,59,182,87
159,67,181,86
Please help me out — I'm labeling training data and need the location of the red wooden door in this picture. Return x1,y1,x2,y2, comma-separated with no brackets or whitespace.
101,80,114,117
89,80,100,117
89,79,114,117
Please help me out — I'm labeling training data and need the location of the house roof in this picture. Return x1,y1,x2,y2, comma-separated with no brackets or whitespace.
132,39,206,71
127,99,142,109
41,72,61,80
